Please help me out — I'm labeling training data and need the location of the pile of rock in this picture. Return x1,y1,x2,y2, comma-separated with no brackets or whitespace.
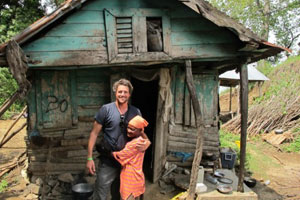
158,162,191,195
22,172,95,200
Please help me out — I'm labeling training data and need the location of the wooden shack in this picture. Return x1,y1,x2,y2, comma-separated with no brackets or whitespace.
0,0,286,182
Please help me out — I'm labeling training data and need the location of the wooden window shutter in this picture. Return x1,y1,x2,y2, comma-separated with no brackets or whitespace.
116,17,133,54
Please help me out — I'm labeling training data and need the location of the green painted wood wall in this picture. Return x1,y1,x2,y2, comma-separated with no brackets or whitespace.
22,0,243,67
28,68,111,134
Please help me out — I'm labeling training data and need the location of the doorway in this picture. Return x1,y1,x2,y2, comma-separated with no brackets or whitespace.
130,77,159,181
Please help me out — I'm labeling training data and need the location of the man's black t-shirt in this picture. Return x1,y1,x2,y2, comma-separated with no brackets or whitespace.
94,102,141,151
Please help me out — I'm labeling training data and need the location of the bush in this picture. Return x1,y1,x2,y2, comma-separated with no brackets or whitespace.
0,68,25,119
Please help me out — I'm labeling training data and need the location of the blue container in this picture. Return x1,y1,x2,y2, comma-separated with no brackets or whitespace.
220,148,236,169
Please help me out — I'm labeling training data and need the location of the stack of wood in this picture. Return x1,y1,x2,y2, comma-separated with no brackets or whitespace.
0,151,26,178
222,63,300,136
262,130,294,146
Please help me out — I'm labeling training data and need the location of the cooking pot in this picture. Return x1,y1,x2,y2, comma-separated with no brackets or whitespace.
244,177,257,188
72,183,93,200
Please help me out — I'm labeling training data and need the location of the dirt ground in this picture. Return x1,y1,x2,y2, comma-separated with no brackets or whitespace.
0,116,300,200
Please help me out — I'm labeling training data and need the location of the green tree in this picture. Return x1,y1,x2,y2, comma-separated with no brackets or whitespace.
207,0,300,53
0,0,64,118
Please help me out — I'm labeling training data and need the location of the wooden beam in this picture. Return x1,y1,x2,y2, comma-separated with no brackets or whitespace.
229,86,232,112
237,63,248,192
184,60,204,200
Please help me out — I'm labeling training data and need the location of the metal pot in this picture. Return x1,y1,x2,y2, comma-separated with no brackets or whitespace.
244,177,257,188
72,183,93,200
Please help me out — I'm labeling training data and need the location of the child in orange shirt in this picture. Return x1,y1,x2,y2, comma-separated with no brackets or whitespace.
112,115,149,200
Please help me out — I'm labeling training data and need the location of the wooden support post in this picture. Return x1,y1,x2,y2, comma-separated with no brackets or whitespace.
236,85,240,115
229,86,232,112
237,63,249,192
258,81,262,97
185,60,204,200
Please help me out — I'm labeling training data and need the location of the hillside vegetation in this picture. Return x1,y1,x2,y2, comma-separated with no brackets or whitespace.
223,56,300,139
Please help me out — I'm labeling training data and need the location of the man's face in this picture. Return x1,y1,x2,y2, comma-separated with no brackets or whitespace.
115,85,130,105
127,124,142,138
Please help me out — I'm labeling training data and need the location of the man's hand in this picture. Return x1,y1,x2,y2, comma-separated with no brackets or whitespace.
136,138,151,152
86,160,96,175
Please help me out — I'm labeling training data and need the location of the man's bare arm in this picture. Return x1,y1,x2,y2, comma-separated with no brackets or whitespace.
86,121,102,175
136,130,151,152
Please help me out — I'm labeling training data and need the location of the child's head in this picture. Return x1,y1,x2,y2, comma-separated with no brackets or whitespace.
127,115,149,138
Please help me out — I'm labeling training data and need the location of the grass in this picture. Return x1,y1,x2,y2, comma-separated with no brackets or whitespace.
282,134,300,153
0,179,8,193
219,129,281,179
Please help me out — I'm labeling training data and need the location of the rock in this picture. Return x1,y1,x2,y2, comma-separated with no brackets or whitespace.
174,167,184,174
47,179,57,187
25,193,39,199
174,174,190,190
58,173,74,183
27,184,41,195
30,176,40,184
158,180,168,189
183,169,190,175
84,176,96,185
51,188,62,196
42,185,51,194
160,184,175,195
35,178,43,186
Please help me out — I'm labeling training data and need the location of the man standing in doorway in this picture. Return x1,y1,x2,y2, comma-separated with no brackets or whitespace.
86,79,150,200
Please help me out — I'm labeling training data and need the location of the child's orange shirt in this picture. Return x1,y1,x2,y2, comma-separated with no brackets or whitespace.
113,136,145,200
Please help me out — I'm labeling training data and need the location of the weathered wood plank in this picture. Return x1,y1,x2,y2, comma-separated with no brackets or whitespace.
77,96,107,106
28,162,86,172
23,37,105,51
45,24,105,37
71,71,78,126
77,90,108,97
133,16,147,53
26,50,108,67
117,38,133,43
104,9,118,62
168,135,196,144
117,29,132,34
117,43,133,48
118,48,133,54
77,82,107,91
171,18,218,32
116,24,132,30
76,69,109,77
171,31,238,46
184,84,191,126
63,10,104,24
171,45,241,59
174,67,185,124
78,106,99,118
110,52,171,63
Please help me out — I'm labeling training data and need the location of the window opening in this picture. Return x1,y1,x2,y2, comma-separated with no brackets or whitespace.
146,17,163,52
116,17,133,54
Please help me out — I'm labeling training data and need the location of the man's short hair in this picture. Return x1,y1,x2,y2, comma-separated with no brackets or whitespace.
113,79,133,94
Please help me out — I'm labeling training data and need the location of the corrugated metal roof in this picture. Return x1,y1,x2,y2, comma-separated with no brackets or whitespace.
219,65,269,86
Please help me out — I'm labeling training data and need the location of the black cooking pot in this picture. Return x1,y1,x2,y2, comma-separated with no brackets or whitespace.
244,177,257,188
72,183,93,200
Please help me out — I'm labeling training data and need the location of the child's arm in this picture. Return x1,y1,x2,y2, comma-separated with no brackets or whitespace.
113,141,138,166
